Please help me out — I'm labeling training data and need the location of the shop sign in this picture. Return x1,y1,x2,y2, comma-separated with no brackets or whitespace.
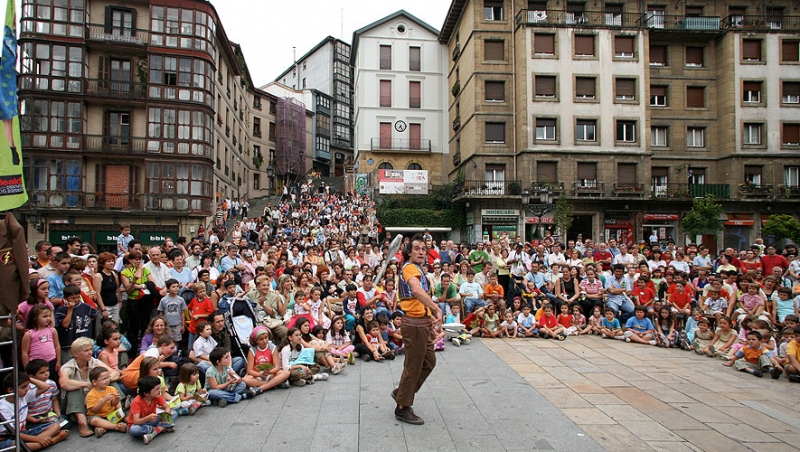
644,213,678,221
482,209,519,216
139,231,178,245
604,218,632,226
48,231,90,245
525,217,554,224
96,231,121,245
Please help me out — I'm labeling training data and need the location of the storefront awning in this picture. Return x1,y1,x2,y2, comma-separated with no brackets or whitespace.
644,213,678,221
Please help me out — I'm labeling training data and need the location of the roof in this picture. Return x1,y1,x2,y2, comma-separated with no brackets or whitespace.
273,36,344,82
351,10,441,64
439,0,466,44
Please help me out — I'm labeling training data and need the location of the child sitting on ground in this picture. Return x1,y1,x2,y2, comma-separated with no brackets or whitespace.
707,316,738,359
757,329,784,379
444,304,471,346
557,304,574,335
517,305,538,338
654,307,677,348
538,305,566,340
570,304,588,336
692,318,715,355
500,312,517,338
703,288,728,324
481,304,502,338
624,305,657,345
174,363,208,413
584,306,603,335
724,330,777,378
243,326,291,393
204,347,250,406
85,367,127,437
681,309,703,350
24,360,61,429
128,376,175,444
0,372,69,450
388,313,406,353
600,309,624,340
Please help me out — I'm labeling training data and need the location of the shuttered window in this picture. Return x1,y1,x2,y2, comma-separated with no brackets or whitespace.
686,46,703,67
485,122,505,143
743,82,761,103
409,123,421,150
782,41,799,62
743,40,762,61
379,80,391,107
652,167,668,177
784,124,800,145
650,45,667,65
616,78,636,99
650,85,667,106
534,75,556,98
617,163,637,185
409,81,420,108
576,77,596,99
575,35,595,56
577,162,597,180
485,81,505,101
784,82,800,100
485,40,504,60
615,36,634,57
409,47,421,71
379,122,392,149
534,34,555,55
686,87,705,108
380,45,391,70
537,162,558,183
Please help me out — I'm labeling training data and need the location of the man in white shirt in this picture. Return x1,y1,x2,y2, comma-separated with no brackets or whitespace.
145,246,171,295
546,244,567,268
612,244,636,266
474,262,493,287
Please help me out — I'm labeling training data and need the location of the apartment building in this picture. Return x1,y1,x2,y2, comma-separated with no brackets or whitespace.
16,0,274,250
441,0,800,248
351,10,450,183
274,37,354,178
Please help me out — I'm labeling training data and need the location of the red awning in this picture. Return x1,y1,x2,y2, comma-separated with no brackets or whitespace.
644,213,679,221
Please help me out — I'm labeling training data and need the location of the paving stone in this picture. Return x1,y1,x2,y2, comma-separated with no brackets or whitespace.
673,429,754,452
608,387,673,411
621,419,685,441
597,404,650,422
581,424,655,451
706,423,781,443
580,393,627,405
646,441,702,452
542,388,594,408
561,407,618,425
668,403,739,424
640,408,707,431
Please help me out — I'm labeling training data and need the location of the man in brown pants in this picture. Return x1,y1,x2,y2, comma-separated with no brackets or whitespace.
392,234,442,425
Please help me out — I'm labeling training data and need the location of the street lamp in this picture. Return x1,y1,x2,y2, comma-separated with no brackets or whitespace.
266,164,275,194
522,187,554,239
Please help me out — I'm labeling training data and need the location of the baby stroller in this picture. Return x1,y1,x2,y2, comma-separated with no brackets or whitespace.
225,297,259,359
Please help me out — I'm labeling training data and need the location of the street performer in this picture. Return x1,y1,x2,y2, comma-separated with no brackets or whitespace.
391,234,442,425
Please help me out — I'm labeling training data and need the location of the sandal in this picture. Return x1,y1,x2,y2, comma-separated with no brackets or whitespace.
94,427,106,438
116,424,128,433
54,430,70,443
78,425,94,437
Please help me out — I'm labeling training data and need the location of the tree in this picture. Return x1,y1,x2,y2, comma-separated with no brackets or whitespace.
552,195,574,243
762,214,800,245
680,194,724,240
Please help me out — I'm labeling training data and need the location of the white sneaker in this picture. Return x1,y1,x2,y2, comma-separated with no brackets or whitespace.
313,372,330,381
601,333,607,338
451,338,461,347
649,340,657,346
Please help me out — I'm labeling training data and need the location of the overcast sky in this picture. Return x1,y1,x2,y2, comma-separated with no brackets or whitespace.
212,1,451,86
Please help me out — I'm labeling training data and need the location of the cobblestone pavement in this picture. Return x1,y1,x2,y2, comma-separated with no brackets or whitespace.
46,338,602,452
483,335,800,452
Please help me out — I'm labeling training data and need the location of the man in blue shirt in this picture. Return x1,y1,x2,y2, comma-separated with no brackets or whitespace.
524,262,557,305
605,264,635,324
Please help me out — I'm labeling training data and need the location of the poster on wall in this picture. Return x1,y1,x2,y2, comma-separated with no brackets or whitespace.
378,170,429,195
355,174,368,196
0,0,26,211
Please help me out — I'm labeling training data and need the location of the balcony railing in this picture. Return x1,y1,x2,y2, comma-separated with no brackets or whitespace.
85,79,146,99
651,183,731,199
332,136,351,147
370,138,432,151
573,181,605,196
739,184,774,198
530,181,566,194
86,24,149,45
779,185,800,198
722,14,799,30
452,116,461,131
28,190,83,209
19,74,83,93
452,151,461,166
638,14,721,31
455,180,523,197
613,183,646,197
84,135,147,154
452,43,460,61
85,193,138,210
517,9,642,27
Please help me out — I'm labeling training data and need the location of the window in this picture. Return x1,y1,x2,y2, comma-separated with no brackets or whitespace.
782,40,799,62
534,34,555,55
485,81,505,102
616,120,636,142
409,47,421,71
537,162,558,184
484,0,503,20
646,8,665,28
577,162,597,187
650,45,667,66
485,164,505,195
650,85,667,106
379,122,392,149
485,123,505,143
688,167,705,184
605,4,623,25
146,107,212,155
380,80,391,107
316,115,330,135
485,40,504,61
783,123,800,145
785,166,800,187
743,123,762,145
575,77,596,99
268,122,276,141
21,0,84,37
407,163,423,170
575,35,595,56
146,163,212,211
20,99,82,149
566,2,587,24
743,39,762,62
20,43,84,92
409,123,421,150
783,82,800,104
147,55,212,104
615,78,636,100
742,82,762,103
687,127,705,147
253,117,261,136
253,173,261,190
745,166,762,185
28,158,81,192
686,87,705,108
409,81,421,108
652,167,669,197
617,163,637,186
686,46,704,67
576,119,596,142
535,118,557,141
728,7,745,27
534,75,556,98
614,36,634,58
149,7,217,59
380,45,391,70
651,126,668,147
378,162,394,170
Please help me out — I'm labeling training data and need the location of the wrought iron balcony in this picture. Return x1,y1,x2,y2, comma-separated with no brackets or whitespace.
84,135,147,154
739,184,774,198
722,14,799,31
86,24,149,46
28,191,84,209
573,181,605,196
85,193,139,210
651,183,730,199
85,79,146,100
19,74,83,93
613,183,646,197
455,180,523,197
370,138,432,152
779,185,800,198
638,14,721,32
452,116,461,131
516,9,642,27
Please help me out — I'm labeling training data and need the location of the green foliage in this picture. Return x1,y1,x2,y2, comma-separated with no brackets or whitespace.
376,184,465,229
552,196,574,240
762,214,800,244
680,195,724,238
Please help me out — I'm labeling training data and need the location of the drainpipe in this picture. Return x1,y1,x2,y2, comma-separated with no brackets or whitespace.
511,0,518,183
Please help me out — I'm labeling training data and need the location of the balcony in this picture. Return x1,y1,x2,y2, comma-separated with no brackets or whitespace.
516,9,642,27
573,181,605,196
28,191,83,209
85,79,146,100
19,74,83,94
451,81,460,97
531,181,566,195
613,183,646,197
455,180,523,197
452,151,461,166
370,138,432,152
85,193,138,210
142,194,210,214
452,116,461,131
84,135,147,154
332,136,351,147
779,185,800,199
452,43,460,61
722,15,799,31
651,183,730,199
315,148,331,161
253,130,262,138
86,24,148,46
739,184,774,198
638,14,722,33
